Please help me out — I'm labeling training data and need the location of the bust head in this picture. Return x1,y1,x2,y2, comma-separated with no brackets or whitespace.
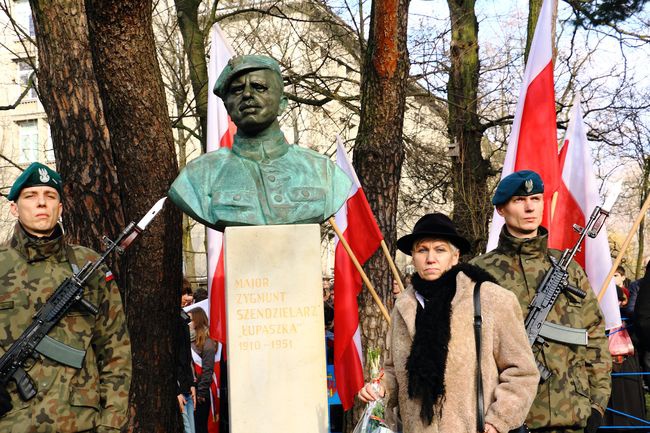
214,55,288,137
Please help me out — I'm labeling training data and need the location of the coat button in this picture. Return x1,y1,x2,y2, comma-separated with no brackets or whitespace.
268,175,276,182
302,190,310,198
274,195,282,202
233,194,241,201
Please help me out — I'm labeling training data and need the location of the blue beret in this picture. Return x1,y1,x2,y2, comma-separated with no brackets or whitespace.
492,170,544,205
8,162,63,201
213,55,283,99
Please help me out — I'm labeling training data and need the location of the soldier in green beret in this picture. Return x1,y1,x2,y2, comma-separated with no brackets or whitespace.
168,54,352,231
471,170,612,433
0,162,132,432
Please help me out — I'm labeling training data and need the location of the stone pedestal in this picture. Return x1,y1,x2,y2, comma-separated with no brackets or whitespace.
224,224,327,433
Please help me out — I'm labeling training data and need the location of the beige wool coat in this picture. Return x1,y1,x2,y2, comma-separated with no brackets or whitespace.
383,271,539,433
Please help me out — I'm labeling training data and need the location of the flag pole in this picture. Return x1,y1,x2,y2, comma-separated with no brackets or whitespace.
598,193,650,302
380,241,405,293
328,217,391,324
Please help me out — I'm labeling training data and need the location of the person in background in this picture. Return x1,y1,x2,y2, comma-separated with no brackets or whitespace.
181,278,194,307
633,261,650,389
193,287,208,303
614,266,629,309
189,308,217,433
177,306,196,433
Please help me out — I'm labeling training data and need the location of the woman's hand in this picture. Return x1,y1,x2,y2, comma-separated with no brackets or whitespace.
177,394,187,413
357,382,385,403
483,422,498,433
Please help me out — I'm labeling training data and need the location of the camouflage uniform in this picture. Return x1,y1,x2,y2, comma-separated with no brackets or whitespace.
0,223,131,432
471,226,611,432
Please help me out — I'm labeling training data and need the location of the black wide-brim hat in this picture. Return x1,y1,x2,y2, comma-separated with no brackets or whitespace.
396,213,471,255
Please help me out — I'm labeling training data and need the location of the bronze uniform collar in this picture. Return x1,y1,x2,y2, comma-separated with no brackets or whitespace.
231,129,289,162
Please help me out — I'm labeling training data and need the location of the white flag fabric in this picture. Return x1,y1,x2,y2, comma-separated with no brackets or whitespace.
551,95,621,329
486,0,559,251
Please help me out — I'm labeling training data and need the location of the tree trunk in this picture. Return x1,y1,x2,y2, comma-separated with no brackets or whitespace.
29,0,126,271
348,0,410,430
635,157,650,278
447,0,492,254
525,0,543,63
84,1,182,431
174,0,209,153
526,0,557,64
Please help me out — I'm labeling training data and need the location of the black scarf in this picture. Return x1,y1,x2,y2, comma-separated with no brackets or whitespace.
406,263,496,425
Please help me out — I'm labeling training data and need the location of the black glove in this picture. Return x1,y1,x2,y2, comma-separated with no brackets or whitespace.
0,386,12,417
585,408,603,433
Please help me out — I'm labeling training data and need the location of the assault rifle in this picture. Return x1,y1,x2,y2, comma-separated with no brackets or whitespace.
524,203,612,382
0,197,166,404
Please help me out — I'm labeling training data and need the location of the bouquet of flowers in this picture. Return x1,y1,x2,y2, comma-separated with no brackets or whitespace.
352,348,395,433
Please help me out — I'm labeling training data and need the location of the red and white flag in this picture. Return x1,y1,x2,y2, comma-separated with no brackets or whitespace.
334,137,383,410
549,96,621,329
486,0,560,251
202,23,235,433
192,345,223,432
206,24,236,345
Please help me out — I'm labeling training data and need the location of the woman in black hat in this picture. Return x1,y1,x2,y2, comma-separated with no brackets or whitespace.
358,213,539,433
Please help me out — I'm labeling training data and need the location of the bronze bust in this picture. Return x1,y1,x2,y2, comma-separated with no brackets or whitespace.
168,55,352,231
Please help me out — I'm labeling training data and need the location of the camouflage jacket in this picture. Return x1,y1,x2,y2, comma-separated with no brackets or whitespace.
470,226,611,430
0,223,131,433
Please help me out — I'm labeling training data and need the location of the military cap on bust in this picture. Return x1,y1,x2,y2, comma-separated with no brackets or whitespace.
8,162,63,201
213,54,283,99
492,169,544,206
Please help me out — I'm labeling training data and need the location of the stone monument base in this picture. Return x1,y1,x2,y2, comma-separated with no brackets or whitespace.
224,224,327,433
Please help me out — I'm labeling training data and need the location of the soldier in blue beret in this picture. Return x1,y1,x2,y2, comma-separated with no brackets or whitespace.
169,54,352,230
491,170,544,206
472,169,612,433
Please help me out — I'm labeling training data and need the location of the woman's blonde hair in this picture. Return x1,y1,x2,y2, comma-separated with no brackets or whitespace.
189,307,211,351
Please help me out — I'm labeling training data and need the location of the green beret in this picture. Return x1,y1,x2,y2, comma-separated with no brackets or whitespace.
8,162,63,201
213,55,283,99
492,170,544,205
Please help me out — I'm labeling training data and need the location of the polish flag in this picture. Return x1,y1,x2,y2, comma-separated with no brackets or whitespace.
206,24,235,345
204,24,235,433
486,0,560,251
192,345,223,430
549,96,621,329
334,137,383,410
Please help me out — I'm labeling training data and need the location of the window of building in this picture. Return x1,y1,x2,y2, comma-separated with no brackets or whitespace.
17,119,38,163
45,126,55,162
14,0,35,37
17,61,37,100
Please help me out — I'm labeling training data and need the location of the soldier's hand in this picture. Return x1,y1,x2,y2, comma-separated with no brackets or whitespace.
0,386,11,417
585,408,603,433
177,393,187,414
